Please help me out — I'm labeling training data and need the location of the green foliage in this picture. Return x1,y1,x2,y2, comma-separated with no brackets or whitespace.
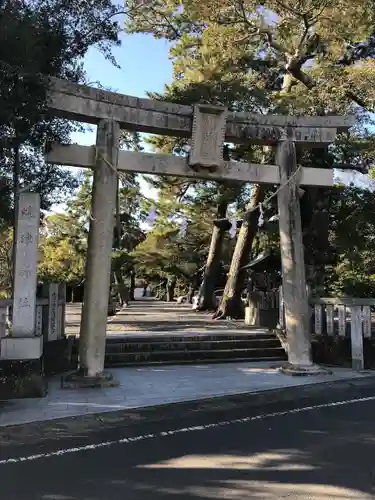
133,195,211,284
326,186,375,296
38,209,88,284
0,0,123,225
0,227,13,298
38,168,144,284
124,0,375,301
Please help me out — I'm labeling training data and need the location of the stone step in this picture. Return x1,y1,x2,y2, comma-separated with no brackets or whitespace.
105,331,276,343
103,330,286,367
104,346,287,367
105,356,285,367
105,338,282,353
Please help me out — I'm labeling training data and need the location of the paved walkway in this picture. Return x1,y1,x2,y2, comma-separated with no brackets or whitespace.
65,300,258,336
0,361,373,427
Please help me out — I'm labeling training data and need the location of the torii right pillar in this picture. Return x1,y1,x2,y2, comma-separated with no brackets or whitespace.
277,138,325,374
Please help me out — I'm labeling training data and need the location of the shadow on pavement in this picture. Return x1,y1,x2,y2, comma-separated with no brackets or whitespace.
0,398,374,499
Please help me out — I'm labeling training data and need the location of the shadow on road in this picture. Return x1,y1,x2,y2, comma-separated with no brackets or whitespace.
1,399,374,499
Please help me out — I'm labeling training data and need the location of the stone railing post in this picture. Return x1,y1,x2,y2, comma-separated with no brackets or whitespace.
245,291,261,327
41,282,59,342
59,283,66,338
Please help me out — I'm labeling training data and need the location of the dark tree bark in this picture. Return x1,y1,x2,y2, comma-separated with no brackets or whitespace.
156,280,167,300
186,271,202,303
129,270,135,300
166,276,176,302
187,285,195,303
12,141,20,294
299,146,332,293
213,184,265,320
197,201,230,311
303,186,331,292
114,269,128,306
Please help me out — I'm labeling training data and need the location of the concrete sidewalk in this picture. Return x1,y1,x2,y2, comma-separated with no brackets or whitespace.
1,361,374,428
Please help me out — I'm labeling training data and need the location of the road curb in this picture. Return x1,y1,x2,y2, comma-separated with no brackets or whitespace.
1,374,375,451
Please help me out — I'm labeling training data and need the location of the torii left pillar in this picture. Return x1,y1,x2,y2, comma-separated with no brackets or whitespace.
63,119,120,387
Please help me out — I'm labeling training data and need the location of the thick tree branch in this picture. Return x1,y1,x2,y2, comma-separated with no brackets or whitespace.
76,2,148,46
264,30,289,58
274,0,300,17
298,14,311,51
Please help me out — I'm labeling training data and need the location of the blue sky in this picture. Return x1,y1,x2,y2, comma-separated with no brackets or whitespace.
71,32,173,145
50,31,370,215
50,33,173,213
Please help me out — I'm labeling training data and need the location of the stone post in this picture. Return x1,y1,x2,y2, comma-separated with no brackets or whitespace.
1,192,44,361
59,283,66,338
245,292,261,327
12,192,40,336
66,120,120,385
277,140,321,373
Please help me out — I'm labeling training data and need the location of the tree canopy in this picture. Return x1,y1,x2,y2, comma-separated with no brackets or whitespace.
3,0,375,308
0,0,123,225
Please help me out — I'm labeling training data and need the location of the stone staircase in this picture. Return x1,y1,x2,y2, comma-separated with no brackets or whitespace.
104,330,287,367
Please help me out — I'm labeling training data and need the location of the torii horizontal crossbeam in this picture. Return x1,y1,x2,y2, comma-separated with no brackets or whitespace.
45,143,334,187
47,78,355,146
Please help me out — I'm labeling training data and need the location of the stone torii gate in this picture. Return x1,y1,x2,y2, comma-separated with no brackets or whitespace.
45,77,354,384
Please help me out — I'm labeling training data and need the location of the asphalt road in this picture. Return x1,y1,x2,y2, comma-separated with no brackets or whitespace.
1,394,375,499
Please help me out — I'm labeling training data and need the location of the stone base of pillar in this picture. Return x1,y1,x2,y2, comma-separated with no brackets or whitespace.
61,370,119,389
279,363,332,376
0,336,43,360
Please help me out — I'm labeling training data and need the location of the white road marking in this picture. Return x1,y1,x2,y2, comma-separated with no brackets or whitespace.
1,395,375,466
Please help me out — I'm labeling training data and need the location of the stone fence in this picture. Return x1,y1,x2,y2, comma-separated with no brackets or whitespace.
278,294,375,371
0,283,66,342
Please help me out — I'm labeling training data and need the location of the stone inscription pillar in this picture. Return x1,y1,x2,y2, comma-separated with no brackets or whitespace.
12,192,40,336
79,119,120,378
277,139,313,369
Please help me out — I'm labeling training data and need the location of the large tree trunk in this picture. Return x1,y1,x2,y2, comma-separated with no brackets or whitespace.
197,201,230,311
166,276,176,302
300,146,331,294
303,186,331,293
129,270,135,300
12,141,20,294
114,268,128,306
115,178,121,248
156,281,166,300
187,271,202,303
213,184,265,319
187,285,195,304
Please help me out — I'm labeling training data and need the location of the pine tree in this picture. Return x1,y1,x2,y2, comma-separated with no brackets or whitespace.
126,0,375,315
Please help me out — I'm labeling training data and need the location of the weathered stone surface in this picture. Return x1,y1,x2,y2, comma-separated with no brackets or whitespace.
225,123,338,145
45,144,334,187
229,111,354,128
48,91,192,136
0,336,43,360
61,370,119,389
190,104,227,168
48,77,192,116
47,283,59,342
277,140,312,367
47,77,355,144
12,193,40,337
78,119,120,378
